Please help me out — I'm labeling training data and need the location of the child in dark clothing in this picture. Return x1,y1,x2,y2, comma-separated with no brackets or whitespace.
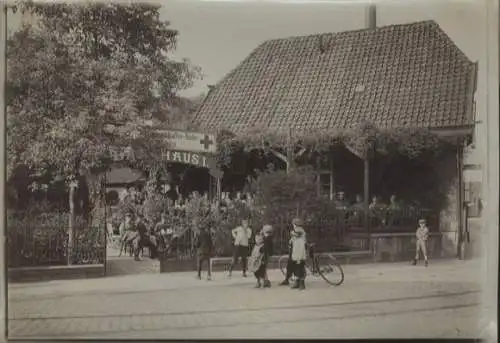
261,225,274,287
195,225,213,280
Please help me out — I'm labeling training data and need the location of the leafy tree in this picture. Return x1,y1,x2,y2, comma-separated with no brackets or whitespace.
247,165,319,222
7,2,201,261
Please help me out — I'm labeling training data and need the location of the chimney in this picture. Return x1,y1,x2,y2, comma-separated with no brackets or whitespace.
366,4,377,29
318,35,326,53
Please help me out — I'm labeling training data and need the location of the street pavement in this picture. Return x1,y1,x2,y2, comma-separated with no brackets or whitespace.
7,259,485,339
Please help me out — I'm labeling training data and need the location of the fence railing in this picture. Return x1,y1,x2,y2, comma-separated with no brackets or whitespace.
156,205,440,261
345,207,439,232
7,212,106,268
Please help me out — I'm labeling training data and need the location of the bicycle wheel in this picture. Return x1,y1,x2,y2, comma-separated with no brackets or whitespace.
278,255,288,276
316,254,344,286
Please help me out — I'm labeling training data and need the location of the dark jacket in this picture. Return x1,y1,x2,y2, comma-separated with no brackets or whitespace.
136,220,148,237
195,230,213,257
263,235,273,258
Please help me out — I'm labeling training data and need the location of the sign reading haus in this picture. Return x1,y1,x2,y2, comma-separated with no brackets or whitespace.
109,130,223,178
158,130,217,154
162,149,210,168
162,149,222,178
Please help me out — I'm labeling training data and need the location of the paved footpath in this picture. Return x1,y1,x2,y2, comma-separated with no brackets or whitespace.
7,259,486,339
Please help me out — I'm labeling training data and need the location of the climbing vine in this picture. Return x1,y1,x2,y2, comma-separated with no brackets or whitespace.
215,121,466,166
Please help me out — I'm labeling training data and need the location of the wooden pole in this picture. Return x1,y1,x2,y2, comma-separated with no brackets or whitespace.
366,3,377,29
286,127,294,173
68,181,77,265
457,145,465,260
329,154,334,200
208,172,212,201
363,158,370,234
216,177,222,202
316,155,321,196
103,170,108,274
1,10,8,340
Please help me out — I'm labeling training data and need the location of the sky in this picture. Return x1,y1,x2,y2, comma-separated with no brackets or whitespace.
6,0,488,146
157,0,487,157
158,0,486,97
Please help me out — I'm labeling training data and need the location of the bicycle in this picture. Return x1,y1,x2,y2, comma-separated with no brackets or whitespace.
278,243,344,286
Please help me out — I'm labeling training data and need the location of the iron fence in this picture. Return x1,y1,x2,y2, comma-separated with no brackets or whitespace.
153,205,439,261
7,212,106,268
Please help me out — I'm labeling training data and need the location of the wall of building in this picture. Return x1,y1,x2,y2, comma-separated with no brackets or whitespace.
439,148,483,259
439,153,460,258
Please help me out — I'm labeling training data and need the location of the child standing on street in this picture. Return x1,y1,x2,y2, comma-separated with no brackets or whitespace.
413,218,429,267
289,218,307,290
279,218,307,289
228,219,252,278
248,225,274,288
248,233,266,288
260,225,274,287
195,224,213,280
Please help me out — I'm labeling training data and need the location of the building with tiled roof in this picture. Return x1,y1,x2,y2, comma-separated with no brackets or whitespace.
193,19,478,259
194,20,477,136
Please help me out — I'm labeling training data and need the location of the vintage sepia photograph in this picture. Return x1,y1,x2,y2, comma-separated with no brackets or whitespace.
1,0,498,340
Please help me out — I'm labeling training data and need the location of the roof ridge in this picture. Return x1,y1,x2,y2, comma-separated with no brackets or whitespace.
195,19,475,133
261,19,439,45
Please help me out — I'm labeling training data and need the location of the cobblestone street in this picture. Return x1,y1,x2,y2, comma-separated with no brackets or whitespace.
8,259,483,339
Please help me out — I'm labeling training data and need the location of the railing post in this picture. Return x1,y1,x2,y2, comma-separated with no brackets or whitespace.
363,158,370,236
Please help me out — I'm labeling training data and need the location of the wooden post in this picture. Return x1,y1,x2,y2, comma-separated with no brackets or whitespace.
216,177,222,201
363,158,370,234
329,154,335,200
68,181,77,265
286,127,294,173
365,4,377,29
315,155,321,196
208,173,213,201
103,170,107,274
457,145,465,260
286,146,294,173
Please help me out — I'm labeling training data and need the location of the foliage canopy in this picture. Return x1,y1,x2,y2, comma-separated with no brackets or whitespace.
7,2,201,181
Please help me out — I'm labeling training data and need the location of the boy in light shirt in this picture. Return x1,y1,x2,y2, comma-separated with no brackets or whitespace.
228,219,252,277
412,218,429,267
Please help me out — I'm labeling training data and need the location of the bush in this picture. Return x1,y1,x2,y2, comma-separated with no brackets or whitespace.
142,193,171,224
245,166,349,253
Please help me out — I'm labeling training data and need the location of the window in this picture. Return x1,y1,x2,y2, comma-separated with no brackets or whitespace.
464,181,482,218
316,172,332,199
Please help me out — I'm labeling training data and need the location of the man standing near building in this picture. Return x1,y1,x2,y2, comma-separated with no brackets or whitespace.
228,219,252,277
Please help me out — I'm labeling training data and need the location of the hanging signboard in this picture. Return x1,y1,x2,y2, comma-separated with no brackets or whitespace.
162,149,224,178
108,130,223,177
158,129,217,154
163,149,211,168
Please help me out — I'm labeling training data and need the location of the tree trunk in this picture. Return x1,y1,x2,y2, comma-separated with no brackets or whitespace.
286,145,295,173
68,182,77,265
87,173,106,229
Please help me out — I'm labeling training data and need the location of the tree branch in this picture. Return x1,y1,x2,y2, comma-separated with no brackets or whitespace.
269,148,288,164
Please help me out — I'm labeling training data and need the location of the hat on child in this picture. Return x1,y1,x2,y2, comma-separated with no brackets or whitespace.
262,224,273,235
292,218,303,227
